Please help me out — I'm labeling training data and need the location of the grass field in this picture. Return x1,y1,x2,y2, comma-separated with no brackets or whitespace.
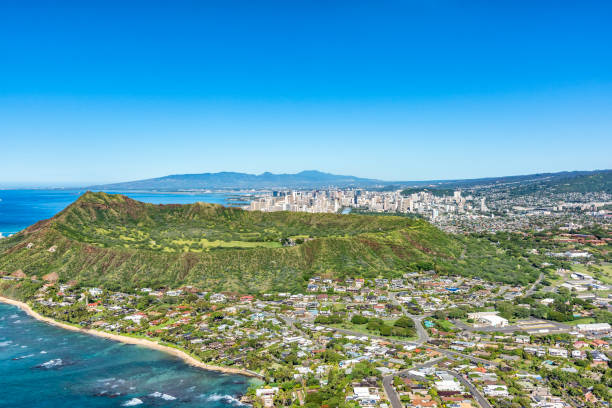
433,319,455,331
564,317,596,326
571,263,612,285
331,318,418,341
169,238,282,251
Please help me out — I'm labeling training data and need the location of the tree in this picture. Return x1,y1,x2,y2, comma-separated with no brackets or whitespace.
351,361,378,379
447,307,469,319
351,315,369,325
321,350,343,363
434,310,447,320
394,316,415,328
379,325,392,336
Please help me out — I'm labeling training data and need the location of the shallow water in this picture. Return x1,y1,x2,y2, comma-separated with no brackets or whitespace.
0,303,254,407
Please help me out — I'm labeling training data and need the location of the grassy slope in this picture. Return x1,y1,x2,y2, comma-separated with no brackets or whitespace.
0,192,538,293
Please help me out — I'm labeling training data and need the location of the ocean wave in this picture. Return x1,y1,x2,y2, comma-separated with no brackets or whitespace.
12,353,35,360
149,391,177,401
206,394,246,406
36,358,64,369
0,340,12,347
95,390,121,398
122,398,143,406
40,350,47,354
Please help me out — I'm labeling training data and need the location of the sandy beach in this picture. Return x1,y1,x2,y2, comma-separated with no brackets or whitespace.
0,296,263,379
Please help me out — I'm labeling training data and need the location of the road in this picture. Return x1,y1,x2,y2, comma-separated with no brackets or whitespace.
444,370,493,408
382,357,444,408
383,356,492,408
388,291,429,345
281,303,499,408
526,272,544,296
382,374,403,408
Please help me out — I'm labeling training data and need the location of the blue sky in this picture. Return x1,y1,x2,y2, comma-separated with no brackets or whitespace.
1,1,611,185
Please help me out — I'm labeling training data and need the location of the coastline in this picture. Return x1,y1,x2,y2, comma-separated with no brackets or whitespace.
0,296,263,379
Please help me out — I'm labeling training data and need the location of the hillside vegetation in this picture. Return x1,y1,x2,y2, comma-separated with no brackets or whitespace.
507,169,612,195
0,192,539,292
437,169,612,195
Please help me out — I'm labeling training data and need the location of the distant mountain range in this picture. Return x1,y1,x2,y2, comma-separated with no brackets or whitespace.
89,169,612,193
90,170,386,190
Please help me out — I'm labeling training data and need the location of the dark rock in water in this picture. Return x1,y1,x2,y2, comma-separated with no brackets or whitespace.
35,358,65,369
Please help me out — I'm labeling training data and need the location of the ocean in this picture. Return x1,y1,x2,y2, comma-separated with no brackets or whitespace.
0,304,254,407
0,189,255,407
0,189,247,236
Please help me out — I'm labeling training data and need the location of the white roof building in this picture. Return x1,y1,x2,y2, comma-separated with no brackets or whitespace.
483,384,509,397
435,380,462,392
351,387,381,406
88,287,103,297
577,323,611,332
468,312,508,327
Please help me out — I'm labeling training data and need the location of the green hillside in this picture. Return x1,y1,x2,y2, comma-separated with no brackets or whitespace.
512,169,612,195
0,192,538,292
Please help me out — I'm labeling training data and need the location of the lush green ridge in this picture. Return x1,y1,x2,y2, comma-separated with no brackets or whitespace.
505,169,612,195
0,192,538,292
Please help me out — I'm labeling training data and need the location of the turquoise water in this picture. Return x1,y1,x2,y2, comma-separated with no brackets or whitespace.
0,189,245,236
0,303,253,407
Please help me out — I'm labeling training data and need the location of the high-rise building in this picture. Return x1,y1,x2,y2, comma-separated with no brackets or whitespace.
481,197,487,212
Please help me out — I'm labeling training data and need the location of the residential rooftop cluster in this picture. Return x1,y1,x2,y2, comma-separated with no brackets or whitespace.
3,244,610,408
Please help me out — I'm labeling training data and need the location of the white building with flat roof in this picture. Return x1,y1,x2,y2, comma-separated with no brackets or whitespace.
484,384,509,397
576,323,611,333
435,380,462,392
468,312,509,327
